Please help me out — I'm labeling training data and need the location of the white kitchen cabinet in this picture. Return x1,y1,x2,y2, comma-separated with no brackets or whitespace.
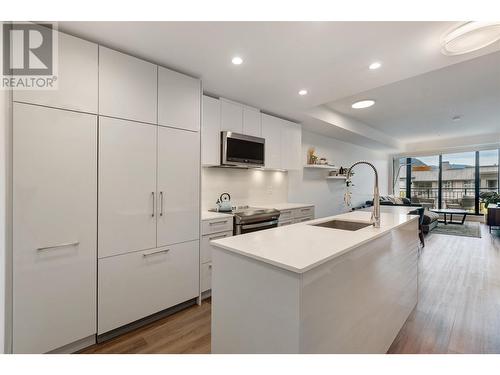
243,106,262,137
201,262,212,293
98,117,157,258
281,120,302,170
13,31,98,113
261,113,283,169
98,240,199,334
201,230,232,263
157,126,200,247
201,216,233,235
158,67,201,131
201,95,221,166
99,46,157,124
12,103,97,353
220,99,243,133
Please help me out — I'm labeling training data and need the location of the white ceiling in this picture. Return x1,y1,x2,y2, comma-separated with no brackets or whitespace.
326,51,500,144
59,21,500,151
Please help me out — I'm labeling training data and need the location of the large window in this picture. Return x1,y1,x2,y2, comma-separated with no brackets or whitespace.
441,152,475,213
479,149,499,213
395,148,500,215
410,155,439,209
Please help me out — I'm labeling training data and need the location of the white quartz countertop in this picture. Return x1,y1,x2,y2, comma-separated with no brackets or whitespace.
211,208,419,274
255,202,314,211
201,211,233,221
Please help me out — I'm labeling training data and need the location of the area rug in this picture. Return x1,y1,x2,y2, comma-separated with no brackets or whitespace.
431,222,481,238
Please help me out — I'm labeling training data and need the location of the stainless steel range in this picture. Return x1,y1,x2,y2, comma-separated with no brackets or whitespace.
209,205,280,235
233,206,280,235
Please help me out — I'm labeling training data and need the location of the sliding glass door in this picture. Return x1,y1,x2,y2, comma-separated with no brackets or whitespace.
396,148,499,215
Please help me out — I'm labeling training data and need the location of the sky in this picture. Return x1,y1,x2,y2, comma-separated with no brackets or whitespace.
407,149,499,167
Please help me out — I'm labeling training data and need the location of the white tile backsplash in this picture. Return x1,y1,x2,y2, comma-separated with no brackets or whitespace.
201,167,288,210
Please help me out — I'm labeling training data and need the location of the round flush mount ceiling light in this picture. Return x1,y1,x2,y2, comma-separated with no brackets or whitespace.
231,56,243,65
369,61,382,70
298,89,308,96
441,21,500,55
352,100,375,109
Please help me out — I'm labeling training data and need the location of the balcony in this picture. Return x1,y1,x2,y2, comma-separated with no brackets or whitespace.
405,188,495,213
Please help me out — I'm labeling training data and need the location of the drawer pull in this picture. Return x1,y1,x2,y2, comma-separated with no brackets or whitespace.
37,241,79,252
143,249,170,257
209,234,228,241
209,220,228,225
301,208,310,212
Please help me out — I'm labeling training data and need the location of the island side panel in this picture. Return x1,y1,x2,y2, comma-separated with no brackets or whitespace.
211,248,301,353
300,219,419,353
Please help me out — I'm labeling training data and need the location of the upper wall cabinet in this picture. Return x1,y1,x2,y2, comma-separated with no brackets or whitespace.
281,120,302,170
261,114,283,170
158,67,201,132
99,46,157,124
220,99,243,133
201,95,221,166
242,106,262,137
13,31,98,113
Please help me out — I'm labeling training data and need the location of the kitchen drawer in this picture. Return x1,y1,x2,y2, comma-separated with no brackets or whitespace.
278,220,293,227
279,209,293,221
201,262,212,293
98,240,199,334
201,230,232,263
202,217,233,235
293,216,314,224
293,206,314,219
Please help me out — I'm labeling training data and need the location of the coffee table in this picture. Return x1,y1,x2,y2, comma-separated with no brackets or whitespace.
430,208,469,225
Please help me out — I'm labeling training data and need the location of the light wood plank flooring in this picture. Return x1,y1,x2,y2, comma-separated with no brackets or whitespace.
82,224,500,354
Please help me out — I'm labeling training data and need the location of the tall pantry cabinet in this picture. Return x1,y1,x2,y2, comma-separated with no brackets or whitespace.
11,30,201,353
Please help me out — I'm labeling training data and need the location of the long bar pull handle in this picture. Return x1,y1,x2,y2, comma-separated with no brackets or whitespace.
37,241,79,252
209,234,228,241
160,191,164,216
151,192,155,217
209,220,228,225
143,249,170,257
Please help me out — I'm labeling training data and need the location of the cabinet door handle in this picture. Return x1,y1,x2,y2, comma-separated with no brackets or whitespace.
209,234,228,240
160,191,164,216
143,249,170,257
151,192,155,217
209,220,228,225
37,241,79,252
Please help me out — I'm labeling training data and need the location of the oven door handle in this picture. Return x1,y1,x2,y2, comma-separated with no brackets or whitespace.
240,220,279,230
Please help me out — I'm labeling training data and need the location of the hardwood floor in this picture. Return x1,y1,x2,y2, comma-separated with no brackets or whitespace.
81,224,500,354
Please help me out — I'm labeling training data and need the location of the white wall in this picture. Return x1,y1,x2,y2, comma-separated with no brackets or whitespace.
288,130,391,219
201,167,288,210
0,80,11,353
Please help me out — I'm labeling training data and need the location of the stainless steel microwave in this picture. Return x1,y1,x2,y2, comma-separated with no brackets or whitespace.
221,131,265,167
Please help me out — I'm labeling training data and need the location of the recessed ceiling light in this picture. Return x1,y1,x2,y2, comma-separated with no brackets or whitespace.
442,21,500,55
452,115,462,121
352,100,375,109
231,56,243,65
369,61,382,70
298,89,308,96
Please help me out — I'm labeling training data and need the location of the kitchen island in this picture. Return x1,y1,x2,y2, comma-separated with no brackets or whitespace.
210,208,419,353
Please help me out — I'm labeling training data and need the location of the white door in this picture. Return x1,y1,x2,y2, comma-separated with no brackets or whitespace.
98,117,157,258
281,120,302,170
99,46,157,124
243,106,262,137
13,103,97,353
201,95,221,166
157,126,200,247
261,114,283,169
13,31,98,114
158,66,201,131
220,99,243,133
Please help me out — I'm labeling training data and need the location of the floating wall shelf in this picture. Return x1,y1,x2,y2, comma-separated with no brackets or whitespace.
303,165,338,170
326,176,347,180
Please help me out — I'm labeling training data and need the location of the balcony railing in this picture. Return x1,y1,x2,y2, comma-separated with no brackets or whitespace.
400,187,497,212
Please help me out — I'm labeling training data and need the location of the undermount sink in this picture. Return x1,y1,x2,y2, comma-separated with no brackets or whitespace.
311,219,372,231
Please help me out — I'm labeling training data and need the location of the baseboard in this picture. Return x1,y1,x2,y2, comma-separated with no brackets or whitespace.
96,298,198,344
48,335,96,354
